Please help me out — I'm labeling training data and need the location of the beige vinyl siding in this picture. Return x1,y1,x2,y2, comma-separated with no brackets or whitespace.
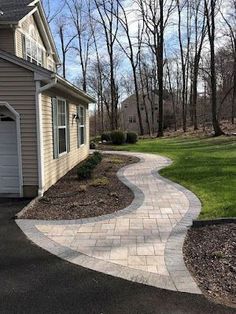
15,14,56,71
0,58,38,188
0,29,15,54
41,93,89,192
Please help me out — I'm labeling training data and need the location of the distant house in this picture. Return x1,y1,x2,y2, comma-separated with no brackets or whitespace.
0,0,95,198
121,93,159,135
121,91,174,135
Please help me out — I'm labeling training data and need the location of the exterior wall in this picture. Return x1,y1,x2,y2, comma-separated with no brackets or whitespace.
41,92,90,192
0,28,15,54
15,13,56,71
121,95,159,134
0,58,38,197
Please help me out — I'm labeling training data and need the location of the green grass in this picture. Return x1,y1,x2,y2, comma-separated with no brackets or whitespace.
112,136,236,219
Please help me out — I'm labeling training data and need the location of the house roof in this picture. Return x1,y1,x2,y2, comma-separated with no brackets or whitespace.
0,0,37,23
0,49,96,104
0,0,60,65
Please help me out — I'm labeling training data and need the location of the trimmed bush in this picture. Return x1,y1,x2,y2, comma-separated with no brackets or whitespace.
126,132,138,144
93,151,103,163
77,166,92,180
77,152,103,180
101,132,111,142
110,130,126,145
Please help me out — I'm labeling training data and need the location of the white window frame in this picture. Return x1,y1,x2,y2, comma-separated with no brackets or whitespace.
25,36,44,66
57,98,68,157
77,105,86,147
20,26,46,67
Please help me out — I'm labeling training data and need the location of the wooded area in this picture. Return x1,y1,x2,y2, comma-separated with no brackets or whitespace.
44,0,236,137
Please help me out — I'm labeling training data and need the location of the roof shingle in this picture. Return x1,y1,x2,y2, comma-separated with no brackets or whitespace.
0,0,37,23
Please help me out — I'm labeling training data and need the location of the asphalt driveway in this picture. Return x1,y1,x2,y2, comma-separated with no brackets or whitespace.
0,198,235,314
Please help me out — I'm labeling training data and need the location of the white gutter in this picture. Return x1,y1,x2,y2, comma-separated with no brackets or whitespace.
35,76,57,196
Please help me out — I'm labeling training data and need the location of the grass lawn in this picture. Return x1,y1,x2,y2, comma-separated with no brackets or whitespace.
112,136,236,219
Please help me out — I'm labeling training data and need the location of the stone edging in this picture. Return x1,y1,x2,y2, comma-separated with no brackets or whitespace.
151,170,202,293
16,151,202,295
193,218,236,228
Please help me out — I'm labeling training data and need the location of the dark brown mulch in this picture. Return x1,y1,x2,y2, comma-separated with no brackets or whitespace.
184,224,236,308
22,154,139,220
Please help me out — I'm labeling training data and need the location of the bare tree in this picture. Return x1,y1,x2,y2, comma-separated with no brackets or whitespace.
66,0,93,92
93,0,120,130
205,0,224,136
56,17,77,78
137,0,175,137
43,0,65,23
176,0,192,132
113,1,145,135
220,0,236,124
191,0,207,130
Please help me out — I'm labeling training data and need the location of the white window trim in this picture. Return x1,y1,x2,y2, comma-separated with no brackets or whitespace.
78,105,86,148
19,29,46,52
57,97,68,157
19,29,46,67
25,36,44,66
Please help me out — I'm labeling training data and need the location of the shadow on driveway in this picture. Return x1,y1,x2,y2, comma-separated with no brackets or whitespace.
0,198,234,314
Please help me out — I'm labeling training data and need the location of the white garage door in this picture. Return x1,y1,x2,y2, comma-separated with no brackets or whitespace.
0,117,19,195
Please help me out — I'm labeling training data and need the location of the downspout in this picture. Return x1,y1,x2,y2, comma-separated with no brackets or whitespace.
35,75,57,196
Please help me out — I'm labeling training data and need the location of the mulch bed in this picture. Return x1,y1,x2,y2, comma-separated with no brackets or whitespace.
22,154,139,220
184,224,236,308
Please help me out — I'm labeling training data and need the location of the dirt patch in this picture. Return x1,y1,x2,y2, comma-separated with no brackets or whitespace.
21,154,139,220
184,224,236,308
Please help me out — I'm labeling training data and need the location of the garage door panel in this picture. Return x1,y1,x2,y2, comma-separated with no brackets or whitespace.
0,144,18,155
0,120,19,195
0,177,19,188
0,156,18,166
0,123,16,133
0,166,18,176
0,137,17,145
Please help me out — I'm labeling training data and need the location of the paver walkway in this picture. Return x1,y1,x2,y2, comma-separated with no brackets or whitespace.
17,151,202,294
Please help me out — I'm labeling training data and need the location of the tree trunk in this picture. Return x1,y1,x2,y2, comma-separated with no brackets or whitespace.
232,53,236,124
157,0,164,137
208,0,224,136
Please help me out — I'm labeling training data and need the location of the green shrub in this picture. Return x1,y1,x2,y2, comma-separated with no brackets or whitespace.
86,159,97,169
77,152,103,180
77,166,92,180
126,132,138,144
93,151,103,163
101,132,111,142
110,130,126,145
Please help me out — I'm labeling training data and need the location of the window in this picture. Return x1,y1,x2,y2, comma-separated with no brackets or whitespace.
52,98,69,158
128,116,136,123
25,37,44,66
58,99,67,155
77,106,86,146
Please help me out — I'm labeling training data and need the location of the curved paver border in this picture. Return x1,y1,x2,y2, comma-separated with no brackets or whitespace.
16,151,202,294
151,169,202,293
